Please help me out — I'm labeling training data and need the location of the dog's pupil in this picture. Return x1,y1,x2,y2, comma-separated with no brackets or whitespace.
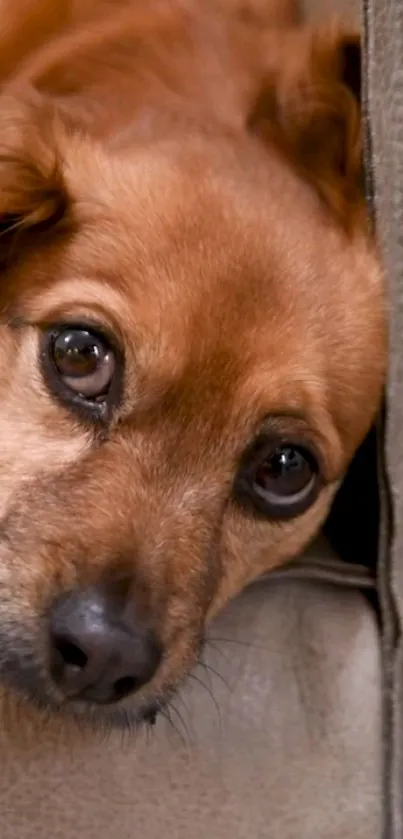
255,447,312,497
53,329,102,379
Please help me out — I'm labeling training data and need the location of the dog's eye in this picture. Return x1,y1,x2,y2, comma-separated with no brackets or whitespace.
235,442,320,519
49,327,115,398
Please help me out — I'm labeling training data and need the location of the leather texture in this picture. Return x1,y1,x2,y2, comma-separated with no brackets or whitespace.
364,0,403,835
0,543,381,839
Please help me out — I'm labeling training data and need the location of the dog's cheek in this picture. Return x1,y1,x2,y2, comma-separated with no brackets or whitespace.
0,420,91,521
209,485,339,617
0,327,92,519
0,329,92,631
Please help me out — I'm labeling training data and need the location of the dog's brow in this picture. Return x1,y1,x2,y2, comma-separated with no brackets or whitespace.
263,409,308,423
254,409,312,438
15,278,128,329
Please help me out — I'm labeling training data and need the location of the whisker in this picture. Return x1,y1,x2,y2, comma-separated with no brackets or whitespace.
203,639,231,665
197,658,230,691
207,635,271,652
188,671,222,732
167,699,193,745
160,706,188,749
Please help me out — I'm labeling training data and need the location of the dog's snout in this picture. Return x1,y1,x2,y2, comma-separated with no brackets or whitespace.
48,588,161,705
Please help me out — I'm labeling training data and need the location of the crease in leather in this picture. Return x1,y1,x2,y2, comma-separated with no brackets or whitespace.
260,555,375,589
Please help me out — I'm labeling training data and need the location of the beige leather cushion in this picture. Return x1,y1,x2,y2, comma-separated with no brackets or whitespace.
0,559,381,839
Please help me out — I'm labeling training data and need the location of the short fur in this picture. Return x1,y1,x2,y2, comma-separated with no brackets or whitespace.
0,0,386,729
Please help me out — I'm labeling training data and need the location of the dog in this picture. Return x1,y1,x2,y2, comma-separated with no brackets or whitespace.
0,0,386,730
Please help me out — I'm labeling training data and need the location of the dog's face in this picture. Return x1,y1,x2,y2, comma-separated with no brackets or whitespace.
0,27,386,729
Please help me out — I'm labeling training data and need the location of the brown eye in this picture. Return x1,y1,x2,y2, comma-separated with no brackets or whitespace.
235,442,320,519
254,446,314,499
50,327,115,398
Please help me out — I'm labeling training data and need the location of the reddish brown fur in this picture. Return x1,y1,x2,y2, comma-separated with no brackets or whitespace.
0,0,386,728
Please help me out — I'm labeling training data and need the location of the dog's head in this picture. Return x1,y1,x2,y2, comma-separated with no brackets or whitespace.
0,24,385,729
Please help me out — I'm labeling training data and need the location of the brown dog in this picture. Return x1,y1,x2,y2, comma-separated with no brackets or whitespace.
0,0,385,730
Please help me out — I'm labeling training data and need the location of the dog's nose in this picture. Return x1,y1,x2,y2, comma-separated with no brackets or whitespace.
48,588,161,704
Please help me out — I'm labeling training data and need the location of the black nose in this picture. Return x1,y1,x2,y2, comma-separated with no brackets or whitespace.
48,588,161,704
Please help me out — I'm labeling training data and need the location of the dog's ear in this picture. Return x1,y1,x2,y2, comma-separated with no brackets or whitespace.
248,26,363,227
0,93,68,257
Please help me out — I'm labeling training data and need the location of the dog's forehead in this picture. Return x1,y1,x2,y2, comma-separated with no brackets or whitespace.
16,141,315,369
64,137,324,331
60,145,315,374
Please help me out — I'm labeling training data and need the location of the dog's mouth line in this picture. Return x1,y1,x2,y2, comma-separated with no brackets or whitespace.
5,678,167,731
0,651,189,731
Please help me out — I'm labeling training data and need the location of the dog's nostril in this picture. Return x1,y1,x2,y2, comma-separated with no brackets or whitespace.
48,587,162,705
55,638,88,669
113,676,139,700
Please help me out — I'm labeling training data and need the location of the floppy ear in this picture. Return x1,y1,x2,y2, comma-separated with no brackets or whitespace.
248,25,363,227
0,92,68,257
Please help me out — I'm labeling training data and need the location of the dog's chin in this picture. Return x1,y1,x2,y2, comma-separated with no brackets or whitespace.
47,697,164,734
6,675,168,733
36,692,164,733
